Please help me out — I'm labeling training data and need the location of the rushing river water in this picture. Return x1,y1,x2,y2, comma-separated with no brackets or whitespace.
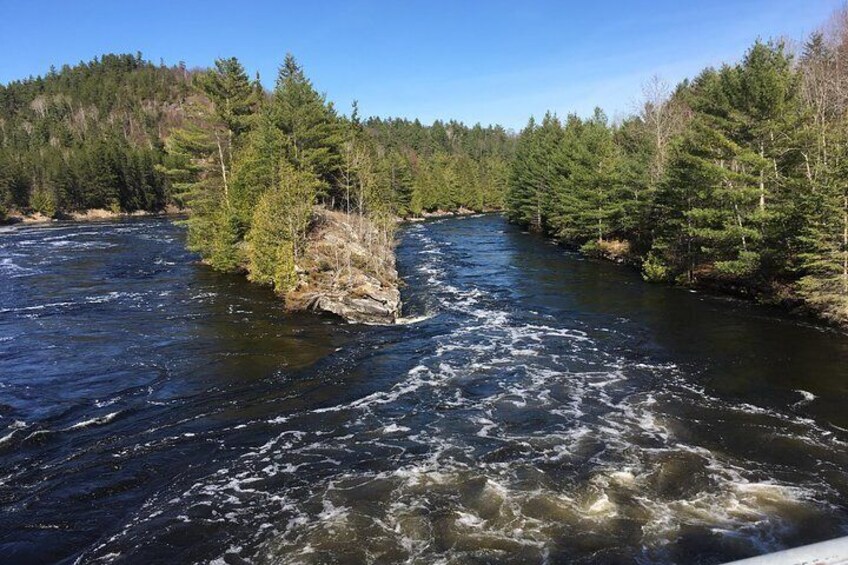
1,214,848,564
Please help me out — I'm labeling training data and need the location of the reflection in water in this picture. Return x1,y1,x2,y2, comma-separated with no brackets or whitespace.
0,215,847,564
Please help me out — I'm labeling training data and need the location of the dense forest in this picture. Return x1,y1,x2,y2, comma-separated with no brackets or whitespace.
156,54,511,295
507,11,848,326
0,54,510,222
0,53,193,216
0,52,510,300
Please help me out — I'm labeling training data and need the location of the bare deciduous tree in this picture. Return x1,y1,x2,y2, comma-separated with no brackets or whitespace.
640,75,686,185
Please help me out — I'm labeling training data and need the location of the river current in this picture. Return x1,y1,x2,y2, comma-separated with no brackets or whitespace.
1,214,847,564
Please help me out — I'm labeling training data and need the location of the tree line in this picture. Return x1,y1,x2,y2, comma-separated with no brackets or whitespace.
507,10,848,326
0,53,512,226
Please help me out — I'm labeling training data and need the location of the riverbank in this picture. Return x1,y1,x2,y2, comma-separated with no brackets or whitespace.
559,233,848,330
4,213,848,564
283,208,505,323
2,205,186,227
402,207,499,223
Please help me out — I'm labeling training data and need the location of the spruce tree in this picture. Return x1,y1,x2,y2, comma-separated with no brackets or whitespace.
270,54,344,198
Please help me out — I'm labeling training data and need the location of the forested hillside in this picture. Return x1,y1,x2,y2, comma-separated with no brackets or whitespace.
0,51,511,317
507,10,848,326
7,12,846,327
0,54,196,216
364,117,511,214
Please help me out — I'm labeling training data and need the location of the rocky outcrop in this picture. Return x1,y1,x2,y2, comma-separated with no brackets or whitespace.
308,282,401,325
287,209,401,325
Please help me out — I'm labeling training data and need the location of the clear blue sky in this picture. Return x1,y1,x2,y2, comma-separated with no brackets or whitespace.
0,0,842,129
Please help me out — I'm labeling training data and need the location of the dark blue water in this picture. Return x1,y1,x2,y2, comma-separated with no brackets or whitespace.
1,215,847,564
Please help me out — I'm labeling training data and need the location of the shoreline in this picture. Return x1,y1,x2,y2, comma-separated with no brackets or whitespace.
400,207,501,223
283,208,402,325
528,230,848,333
1,206,187,228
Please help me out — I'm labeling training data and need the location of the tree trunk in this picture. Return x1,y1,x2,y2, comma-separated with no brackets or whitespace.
734,203,747,252
759,142,766,211
533,186,542,232
215,132,229,206
843,194,847,295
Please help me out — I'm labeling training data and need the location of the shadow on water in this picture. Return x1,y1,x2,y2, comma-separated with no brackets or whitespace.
502,221,848,425
0,214,846,564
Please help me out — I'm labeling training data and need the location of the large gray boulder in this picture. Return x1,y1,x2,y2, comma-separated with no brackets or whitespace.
311,282,401,325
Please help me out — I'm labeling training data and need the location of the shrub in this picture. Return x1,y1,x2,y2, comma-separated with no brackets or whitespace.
642,251,671,282
30,186,57,217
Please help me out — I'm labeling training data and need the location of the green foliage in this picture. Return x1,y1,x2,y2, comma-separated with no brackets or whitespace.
229,114,287,230
7,34,846,327
246,190,290,288
197,57,258,143
506,34,848,324
507,109,632,242
270,54,344,196
156,120,216,205
365,116,513,216
5,50,512,225
169,53,514,300
507,114,564,229
206,206,243,272
642,251,671,282
245,163,318,292
795,127,848,323
30,184,58,217
0,53,186,214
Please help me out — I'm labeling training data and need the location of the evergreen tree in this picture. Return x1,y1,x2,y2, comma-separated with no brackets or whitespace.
795,32,848,323
550,110,627,245
158,97,240,270
270,54,344,198
229,113,287,231
0,53,190,215
197,57,257,143
507,114,564,230
245,162,319,291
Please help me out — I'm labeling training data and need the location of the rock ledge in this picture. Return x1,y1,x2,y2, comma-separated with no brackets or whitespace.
287,209,401,324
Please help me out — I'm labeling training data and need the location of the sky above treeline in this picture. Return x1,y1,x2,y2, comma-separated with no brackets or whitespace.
0,0,843,129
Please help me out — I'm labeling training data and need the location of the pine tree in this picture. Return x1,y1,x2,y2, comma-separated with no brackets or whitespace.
796,33,848,323
196,57,259,201
550,110,627,245
507,114,564,230
197,57,257,143
229,112,287,232
797,164,848,324
157,97,240,271
156,122,216,207
0,53,193,214
270,54,344,198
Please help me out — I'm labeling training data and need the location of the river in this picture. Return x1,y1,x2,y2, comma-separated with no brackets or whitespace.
1,214,847,564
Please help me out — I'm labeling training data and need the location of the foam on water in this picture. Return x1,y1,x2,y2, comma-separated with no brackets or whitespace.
67,411,121,430
395,313,436,325
73,217,848,564
0,257,40,278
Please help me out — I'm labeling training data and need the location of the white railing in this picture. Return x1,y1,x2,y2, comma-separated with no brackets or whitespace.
726,537,848,564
